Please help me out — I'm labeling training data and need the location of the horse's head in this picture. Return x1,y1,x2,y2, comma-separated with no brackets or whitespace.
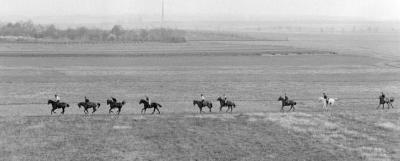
97,103,101,108
139,99,146,105
121,101,126,105
48,100,53,104
107,99,112,105
278,96,284,101
217,97,222,102
77,102,83,108
66,103,70,107
390,97,395,103
193,100,197,106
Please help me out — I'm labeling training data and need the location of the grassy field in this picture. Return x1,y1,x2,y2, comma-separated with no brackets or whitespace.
0,111,399,160
0,33,399,160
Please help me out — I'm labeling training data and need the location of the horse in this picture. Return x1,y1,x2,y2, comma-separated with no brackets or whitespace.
139,99,163,114
47,100,69,115
277,96,296,112
377,96,395,109
217,97,236,113
78,101,101,114
318,97,338,111
106,99,125,114
193,100,213,113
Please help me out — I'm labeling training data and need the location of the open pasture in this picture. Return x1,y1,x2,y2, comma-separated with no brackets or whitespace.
0,36,399,160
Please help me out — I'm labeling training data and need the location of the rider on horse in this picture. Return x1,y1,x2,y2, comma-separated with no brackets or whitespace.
146,96,151,105
111,97,117,103
323,92,328,104
380,92,385,100
284,93,289,104
84,96,90,103
201,94,205,104
223,94,228,104
55,94,60,103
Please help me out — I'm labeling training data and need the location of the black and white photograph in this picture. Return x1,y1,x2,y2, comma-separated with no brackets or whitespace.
0,0,399,160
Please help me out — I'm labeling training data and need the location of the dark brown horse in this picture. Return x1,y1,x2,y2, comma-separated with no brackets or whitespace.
217,97,236,113
139,99,162,114
78,102,101,114
278,96,296,112
193,100,213,113
107,99,125,114
377,96,395,109
48,100,69,115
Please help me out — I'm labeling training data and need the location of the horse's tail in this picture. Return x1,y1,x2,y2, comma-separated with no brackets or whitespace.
294,102,297,105
233,103,236,108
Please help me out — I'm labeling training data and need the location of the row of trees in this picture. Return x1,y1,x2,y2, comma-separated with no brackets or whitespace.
0,21,186,43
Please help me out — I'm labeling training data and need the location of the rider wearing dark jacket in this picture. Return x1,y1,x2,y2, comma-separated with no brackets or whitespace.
323,93,328,104
380,92,386,100
85,96,89,103
284,93,289,103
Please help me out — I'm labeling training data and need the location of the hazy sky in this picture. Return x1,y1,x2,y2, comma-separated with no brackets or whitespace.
1,0,399,21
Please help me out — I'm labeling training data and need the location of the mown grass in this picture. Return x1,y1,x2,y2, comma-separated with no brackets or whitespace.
2,111,388,161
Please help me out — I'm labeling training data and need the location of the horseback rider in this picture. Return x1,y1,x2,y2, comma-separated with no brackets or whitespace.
55,94,60,103
84,96,89,103
201,94,205,104
323,92,328,104
223,94,228,104
379,92,386,102
380,92,385,99
111,97,117,103
284,93,289,104
146,96,151,105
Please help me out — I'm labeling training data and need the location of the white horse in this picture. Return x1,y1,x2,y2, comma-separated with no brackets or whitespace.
318,97,338,111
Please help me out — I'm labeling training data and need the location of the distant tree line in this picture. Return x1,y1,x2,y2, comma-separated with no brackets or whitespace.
0,21,186,43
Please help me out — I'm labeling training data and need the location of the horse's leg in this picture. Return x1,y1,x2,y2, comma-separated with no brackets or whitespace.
109,108,112,114
292,105,295,112
220,105,222,112
61,107,65,114
209,106,212,113
141,108,144,114
199,107,202,113
118,108,121,115
93,107,96,114
156,108,161,114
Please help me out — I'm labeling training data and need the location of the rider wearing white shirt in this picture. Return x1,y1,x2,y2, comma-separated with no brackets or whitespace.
146,96,151,105
55,94,60,103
